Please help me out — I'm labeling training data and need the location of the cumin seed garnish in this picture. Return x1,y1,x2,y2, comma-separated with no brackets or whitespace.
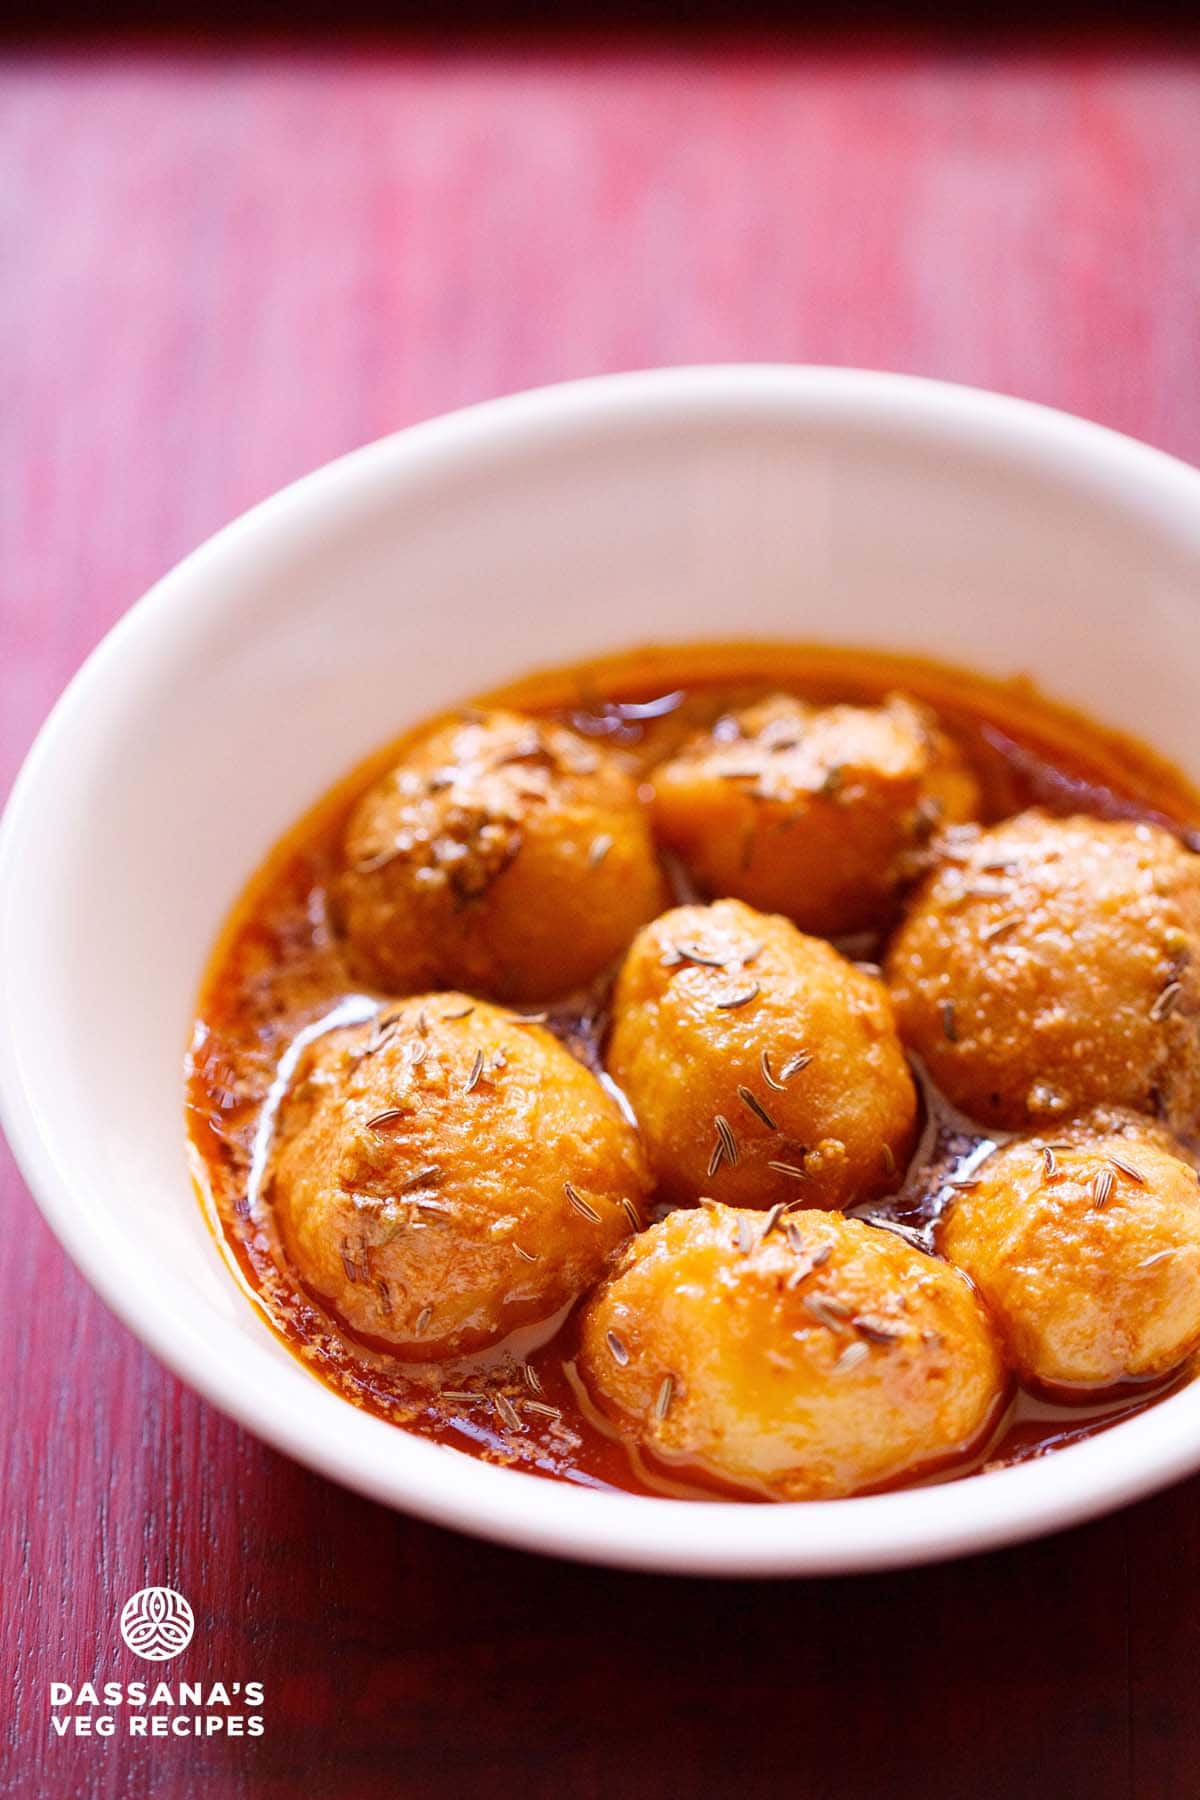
340,1239,358,1284
494,1393,523,1432
512,1243,538,1263
778,1052,812,1081
674,942,730,968
714,1114,740,1166
768,1159,807,1180
802,1293,850,1332
707,1138,727,1179
736,1216,757,1255
1091,1167,1116,1210
749,1203,782,1248
514,1011,549,1025
655,1375,675,1421
981,915,1020,944
606,1329,630,1366
442,1389,487,1405
619,1197,642,1233
717,983,760,1011
1108,1155,1147,1185
1151,981,1184,1022
737,1085,778,1130
853,1313,901,1345
398,1165,442,1194
760,1050,786,1092
355,845,403,874
521,1399,562,1420
464,1049,485,1094
786,1239,832,1288
366,1108,405,1132
944,1177,980,1192
863,1215,927,1251
441,1004,475,1021
832,1341,870,1376
588,833,614,868
415,1305,433,1337
523,1362,544,1395
942,999,958,1043
565,1181,602,1223
1043,1145,1059,1180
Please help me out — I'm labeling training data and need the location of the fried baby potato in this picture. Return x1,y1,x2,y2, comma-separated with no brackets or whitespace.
272,996,650,1359
335,709,667,1001
941,1113,1200,1391
605,899,917,1211
649,693,978,937
886,812,1200,1132
578,1203,1005,1500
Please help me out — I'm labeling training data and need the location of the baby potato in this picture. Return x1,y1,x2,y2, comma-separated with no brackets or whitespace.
335,708,667,1002
649,693,979,936
886,812,1200,1132
578,1203,1005,1500
606,898,917,1211
941,1113,1200,1391
271,996,650,1359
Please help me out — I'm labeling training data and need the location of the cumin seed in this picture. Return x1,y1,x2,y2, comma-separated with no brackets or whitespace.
365,1108,405,1132
716,984,760,1010
564,1181,602,1223
1091,1167,1116,1210
1151,981,1184,1022
494,1393,523,1432
714,1115,740,1165
737,1085,778,1130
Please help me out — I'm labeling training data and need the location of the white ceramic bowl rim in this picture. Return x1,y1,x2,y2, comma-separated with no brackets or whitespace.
6,365,1200,1577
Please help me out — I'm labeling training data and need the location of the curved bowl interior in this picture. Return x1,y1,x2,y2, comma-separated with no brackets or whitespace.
4,366,1200,1575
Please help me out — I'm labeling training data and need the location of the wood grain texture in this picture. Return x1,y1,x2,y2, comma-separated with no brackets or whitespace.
4,45,1200,1799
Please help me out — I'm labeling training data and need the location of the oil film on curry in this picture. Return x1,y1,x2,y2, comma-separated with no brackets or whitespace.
186,642,1200,1503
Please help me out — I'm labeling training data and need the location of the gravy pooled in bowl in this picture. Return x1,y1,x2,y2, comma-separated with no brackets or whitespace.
187,644,1200,1501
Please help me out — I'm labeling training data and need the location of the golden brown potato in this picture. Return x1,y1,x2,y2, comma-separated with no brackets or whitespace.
605,899,918,1211
886,812,1200,1132
649,693,979,937
335,708,667,1001
940,1113,1200,1391
578,1203,1005,1500
271,996,650,1359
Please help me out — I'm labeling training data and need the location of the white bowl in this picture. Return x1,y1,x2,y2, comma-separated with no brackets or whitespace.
5,366,1200,1576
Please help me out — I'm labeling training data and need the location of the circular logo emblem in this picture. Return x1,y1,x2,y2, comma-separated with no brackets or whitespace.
119,1587,195,1661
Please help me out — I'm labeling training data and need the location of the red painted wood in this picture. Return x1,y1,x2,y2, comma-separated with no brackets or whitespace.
4,45,1200,1799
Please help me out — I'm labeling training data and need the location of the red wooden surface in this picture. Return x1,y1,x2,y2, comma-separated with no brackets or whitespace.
5,44,1200,1800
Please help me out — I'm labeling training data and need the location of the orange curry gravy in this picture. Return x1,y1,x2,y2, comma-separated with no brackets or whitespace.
186,643,1200,1500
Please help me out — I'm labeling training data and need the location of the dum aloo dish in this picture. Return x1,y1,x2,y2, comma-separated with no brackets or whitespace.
187,644,1200,1502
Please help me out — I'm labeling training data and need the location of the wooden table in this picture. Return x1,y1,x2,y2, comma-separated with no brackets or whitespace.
5,42,1200,1799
